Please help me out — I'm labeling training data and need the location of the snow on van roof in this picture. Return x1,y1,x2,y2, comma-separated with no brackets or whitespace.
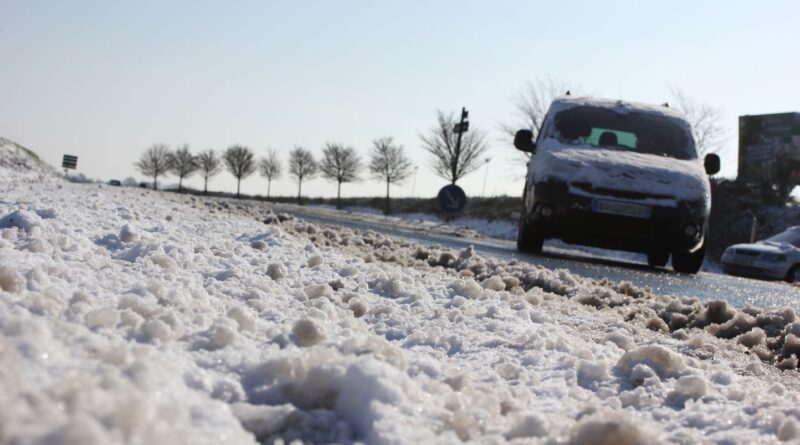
548,95,691,123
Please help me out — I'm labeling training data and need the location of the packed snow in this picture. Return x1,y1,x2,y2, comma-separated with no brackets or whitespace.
4,146,800,444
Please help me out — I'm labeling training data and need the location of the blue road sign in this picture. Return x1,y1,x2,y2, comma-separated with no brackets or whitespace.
437,184,467,214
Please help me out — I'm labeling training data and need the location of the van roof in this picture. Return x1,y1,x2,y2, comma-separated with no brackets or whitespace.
549,96,691,123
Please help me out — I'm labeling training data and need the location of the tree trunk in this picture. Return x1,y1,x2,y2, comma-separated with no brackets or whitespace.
153,174,158,191
204,176,208,195
297,179,303,205
267,179,271,200
384,180,391,215
236,177,241,198
178,176,183,193
336,182,342,209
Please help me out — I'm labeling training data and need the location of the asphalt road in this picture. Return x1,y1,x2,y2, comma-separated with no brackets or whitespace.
268,204,800,311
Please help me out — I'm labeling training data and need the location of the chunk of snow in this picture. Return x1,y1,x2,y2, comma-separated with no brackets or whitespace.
778,418,800,441
577,360,609,388
84,308,119,330
349,299,368,318
668,375,708,406
266,263,286,280
448,279,483,299
506,412,547,439
0,265,25,292
119,224,139,243
292,318,325,347
566,410,656,445
250,240,268,250
147,254,177,270
481,275,506,292
305,284,333,299
0,209,42,232
617,345,686,380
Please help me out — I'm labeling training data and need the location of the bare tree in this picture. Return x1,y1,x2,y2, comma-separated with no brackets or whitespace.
168,144,198,192
319,143,361,209
502,78,574,163
420,110,489,184
288,146,317,204
197,149,222,195
259,149,282,200
670,87,728,156
223,145,257,198
369,137,413,214
135,143,172,190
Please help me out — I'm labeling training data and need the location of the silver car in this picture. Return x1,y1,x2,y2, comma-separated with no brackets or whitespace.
721,227,800,282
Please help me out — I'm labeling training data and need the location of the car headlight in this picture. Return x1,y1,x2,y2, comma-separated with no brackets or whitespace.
761,253,787,262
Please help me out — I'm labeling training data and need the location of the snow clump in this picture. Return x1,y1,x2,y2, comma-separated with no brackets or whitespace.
292,318,325,347
0,265,25,293
119,223,139,243
616,345,686,381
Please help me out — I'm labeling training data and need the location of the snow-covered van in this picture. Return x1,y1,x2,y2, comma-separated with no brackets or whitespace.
513,96,720,274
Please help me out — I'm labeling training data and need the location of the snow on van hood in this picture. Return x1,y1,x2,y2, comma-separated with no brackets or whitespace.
529,139,710,202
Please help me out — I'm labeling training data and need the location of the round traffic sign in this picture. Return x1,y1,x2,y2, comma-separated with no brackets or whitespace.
437,184,467,214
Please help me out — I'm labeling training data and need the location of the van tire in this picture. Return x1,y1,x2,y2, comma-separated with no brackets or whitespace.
517,214,544,254
517,190,543,254
672,244,705,274
647,250,669,268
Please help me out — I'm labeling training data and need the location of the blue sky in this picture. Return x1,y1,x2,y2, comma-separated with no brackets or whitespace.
1,1,798,198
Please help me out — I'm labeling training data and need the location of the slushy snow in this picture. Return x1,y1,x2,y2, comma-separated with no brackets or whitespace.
3,147,800,444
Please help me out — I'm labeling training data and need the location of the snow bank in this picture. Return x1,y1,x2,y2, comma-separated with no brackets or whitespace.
0,137,58,182
3,169,800,443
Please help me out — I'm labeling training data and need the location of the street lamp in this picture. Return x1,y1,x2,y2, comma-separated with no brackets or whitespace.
481,157,491,197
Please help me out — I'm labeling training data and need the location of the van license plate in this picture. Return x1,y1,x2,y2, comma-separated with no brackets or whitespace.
592,200,651,219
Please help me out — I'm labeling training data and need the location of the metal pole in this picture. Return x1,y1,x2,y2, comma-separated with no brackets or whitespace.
481,157,490,197
453,107,467,185
411,166,418,198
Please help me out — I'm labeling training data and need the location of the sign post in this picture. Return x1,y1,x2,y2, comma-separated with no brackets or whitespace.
62,154,78,178
444,107,470,222
452,107,469,185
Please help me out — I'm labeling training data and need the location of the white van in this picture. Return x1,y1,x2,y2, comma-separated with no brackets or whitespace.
513,96,720,274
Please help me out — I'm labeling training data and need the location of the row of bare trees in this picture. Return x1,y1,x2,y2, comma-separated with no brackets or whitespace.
134,138,416,214
135,144,257,196
132,108,493,213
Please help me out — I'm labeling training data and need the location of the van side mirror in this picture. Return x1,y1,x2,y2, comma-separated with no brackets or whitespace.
514,129,536,153
704,153,720,175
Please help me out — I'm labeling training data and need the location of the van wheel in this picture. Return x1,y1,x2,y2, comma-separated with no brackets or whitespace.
672,244,705,274
517,211,543,254
785,265,800,283
647,250,669,268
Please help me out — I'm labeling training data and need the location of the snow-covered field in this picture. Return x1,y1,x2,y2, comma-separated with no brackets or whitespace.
4,148,800,443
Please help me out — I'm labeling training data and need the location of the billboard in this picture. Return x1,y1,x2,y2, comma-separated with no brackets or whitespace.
738,112,800,194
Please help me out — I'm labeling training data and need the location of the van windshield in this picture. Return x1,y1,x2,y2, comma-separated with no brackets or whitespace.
552,106,696,160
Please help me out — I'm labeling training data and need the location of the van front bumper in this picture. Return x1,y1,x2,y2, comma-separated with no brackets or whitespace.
526,181,707,254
